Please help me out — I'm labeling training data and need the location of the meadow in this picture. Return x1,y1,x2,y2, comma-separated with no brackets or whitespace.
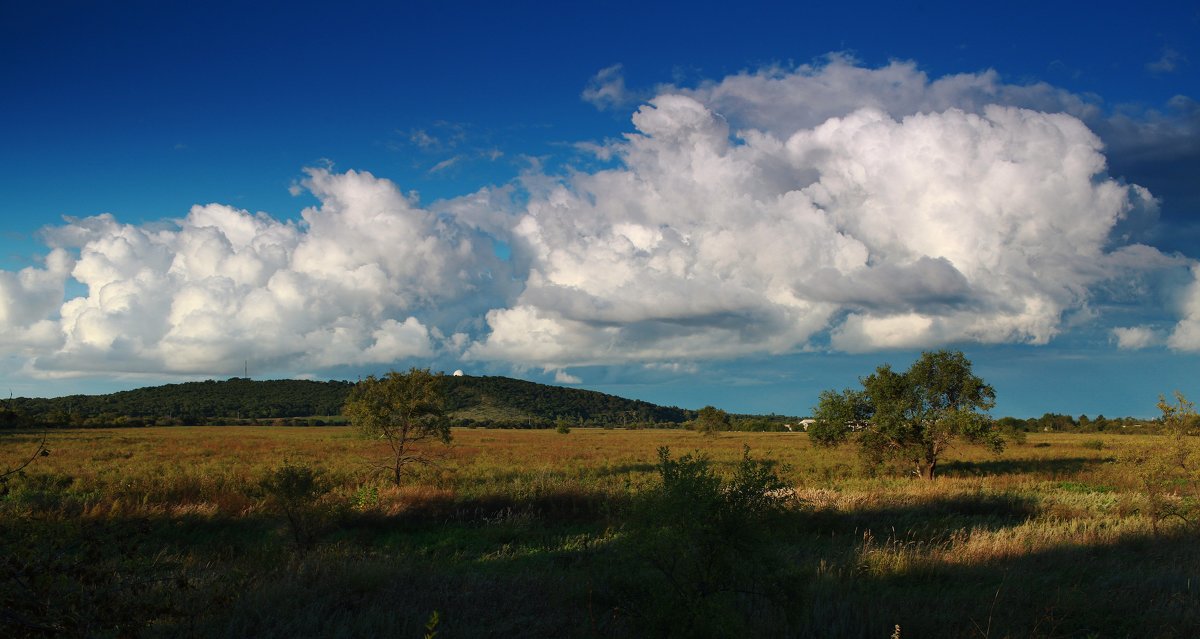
2,426,1197,637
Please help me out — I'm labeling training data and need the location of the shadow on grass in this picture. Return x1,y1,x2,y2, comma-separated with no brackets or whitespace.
7,487,1200,638
940,455,1113,478
804,491,1038,539
804,528,1200,638
360,490,624,530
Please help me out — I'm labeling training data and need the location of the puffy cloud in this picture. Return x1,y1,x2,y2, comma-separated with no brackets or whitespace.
469,88,1167,364
1112,326,1161,350
0,249,73,351
1168,265,1200,351
670,54,1199,253
20,168,505,377
554,369,582,384
675,54,1104,140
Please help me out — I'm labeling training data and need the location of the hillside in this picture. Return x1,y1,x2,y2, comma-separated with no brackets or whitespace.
4,375,693,428
442,375,691,426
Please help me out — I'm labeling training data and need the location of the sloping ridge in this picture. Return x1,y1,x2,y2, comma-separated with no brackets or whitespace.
7,375,692,426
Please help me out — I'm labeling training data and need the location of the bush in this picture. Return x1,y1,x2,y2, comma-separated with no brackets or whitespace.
259,460,330,552
1121,392,1200,533
616,446,800,636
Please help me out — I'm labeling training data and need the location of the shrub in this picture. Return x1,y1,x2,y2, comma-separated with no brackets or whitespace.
617,446,799,636
259,460,331,552
1121,392,1199,533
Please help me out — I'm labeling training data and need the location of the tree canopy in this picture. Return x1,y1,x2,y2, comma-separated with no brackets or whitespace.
695,405,732,435
343,368,452,485
809,350,1001,479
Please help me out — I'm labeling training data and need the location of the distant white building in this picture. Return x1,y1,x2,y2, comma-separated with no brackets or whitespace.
789,419,816,432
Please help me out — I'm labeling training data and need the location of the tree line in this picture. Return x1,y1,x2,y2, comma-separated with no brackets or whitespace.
997,412,1164,433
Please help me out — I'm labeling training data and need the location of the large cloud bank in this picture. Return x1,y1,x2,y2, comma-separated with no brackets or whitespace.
4,56,1197,379
7,169,507,376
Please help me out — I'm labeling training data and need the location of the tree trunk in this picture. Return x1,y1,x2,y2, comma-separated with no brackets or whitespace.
918,459,937,480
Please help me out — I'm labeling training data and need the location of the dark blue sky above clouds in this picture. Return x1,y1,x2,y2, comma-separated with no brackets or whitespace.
1,0,1197,416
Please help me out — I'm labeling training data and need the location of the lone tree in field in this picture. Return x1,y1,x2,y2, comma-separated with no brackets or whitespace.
343,368,451,485
808,350,1001,480
695,405,731,436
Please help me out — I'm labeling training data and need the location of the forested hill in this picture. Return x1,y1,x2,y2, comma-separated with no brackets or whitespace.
3,375,693,428
7,378,354,424
442,375,691,425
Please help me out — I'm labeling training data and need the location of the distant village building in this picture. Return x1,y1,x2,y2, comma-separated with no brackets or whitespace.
793,419,816,432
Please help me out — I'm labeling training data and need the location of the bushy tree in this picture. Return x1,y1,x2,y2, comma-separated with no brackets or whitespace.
809,350,1001,479
343,368,451,485
1130,391,1199,532
695,405,731,436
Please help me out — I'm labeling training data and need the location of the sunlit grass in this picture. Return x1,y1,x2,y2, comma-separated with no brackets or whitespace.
2,426,1197,637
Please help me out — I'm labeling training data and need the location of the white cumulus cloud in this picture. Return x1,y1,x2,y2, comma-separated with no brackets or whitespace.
1112,326,1161,350
0,249,73,351
1168,265,1200,351
468,84,1167,364
22,168,505,377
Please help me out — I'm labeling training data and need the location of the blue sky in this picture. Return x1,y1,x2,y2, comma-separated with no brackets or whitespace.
1,1,1198,417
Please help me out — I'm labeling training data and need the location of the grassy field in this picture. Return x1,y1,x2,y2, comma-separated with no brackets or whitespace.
2,426,1198,637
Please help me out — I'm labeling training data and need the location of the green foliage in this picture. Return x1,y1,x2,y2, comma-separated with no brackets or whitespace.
809,388,871,447
992,412,1153,434
694,405,731,436
351,484,380,511
10,378,355,425
554,417,571,434
810,350,1001,479
1125,391,1200,532
996,417,1028,445
730,416,792,432
442,374,691,427
423,610,440,639
619,445,796,636
259,460,331,552
0,399,30,429
9,374,699,429
344,369,452,486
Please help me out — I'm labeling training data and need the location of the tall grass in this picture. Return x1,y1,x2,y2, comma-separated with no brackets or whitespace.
1,427,1197,637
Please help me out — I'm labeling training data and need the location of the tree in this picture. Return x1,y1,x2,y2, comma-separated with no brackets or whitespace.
555,415,572,434
695,405,731,436
1129,391,1198,532
343,368,451,485
809,350,1001,480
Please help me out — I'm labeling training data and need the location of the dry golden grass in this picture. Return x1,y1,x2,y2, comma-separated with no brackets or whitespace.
2,426,1197,637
